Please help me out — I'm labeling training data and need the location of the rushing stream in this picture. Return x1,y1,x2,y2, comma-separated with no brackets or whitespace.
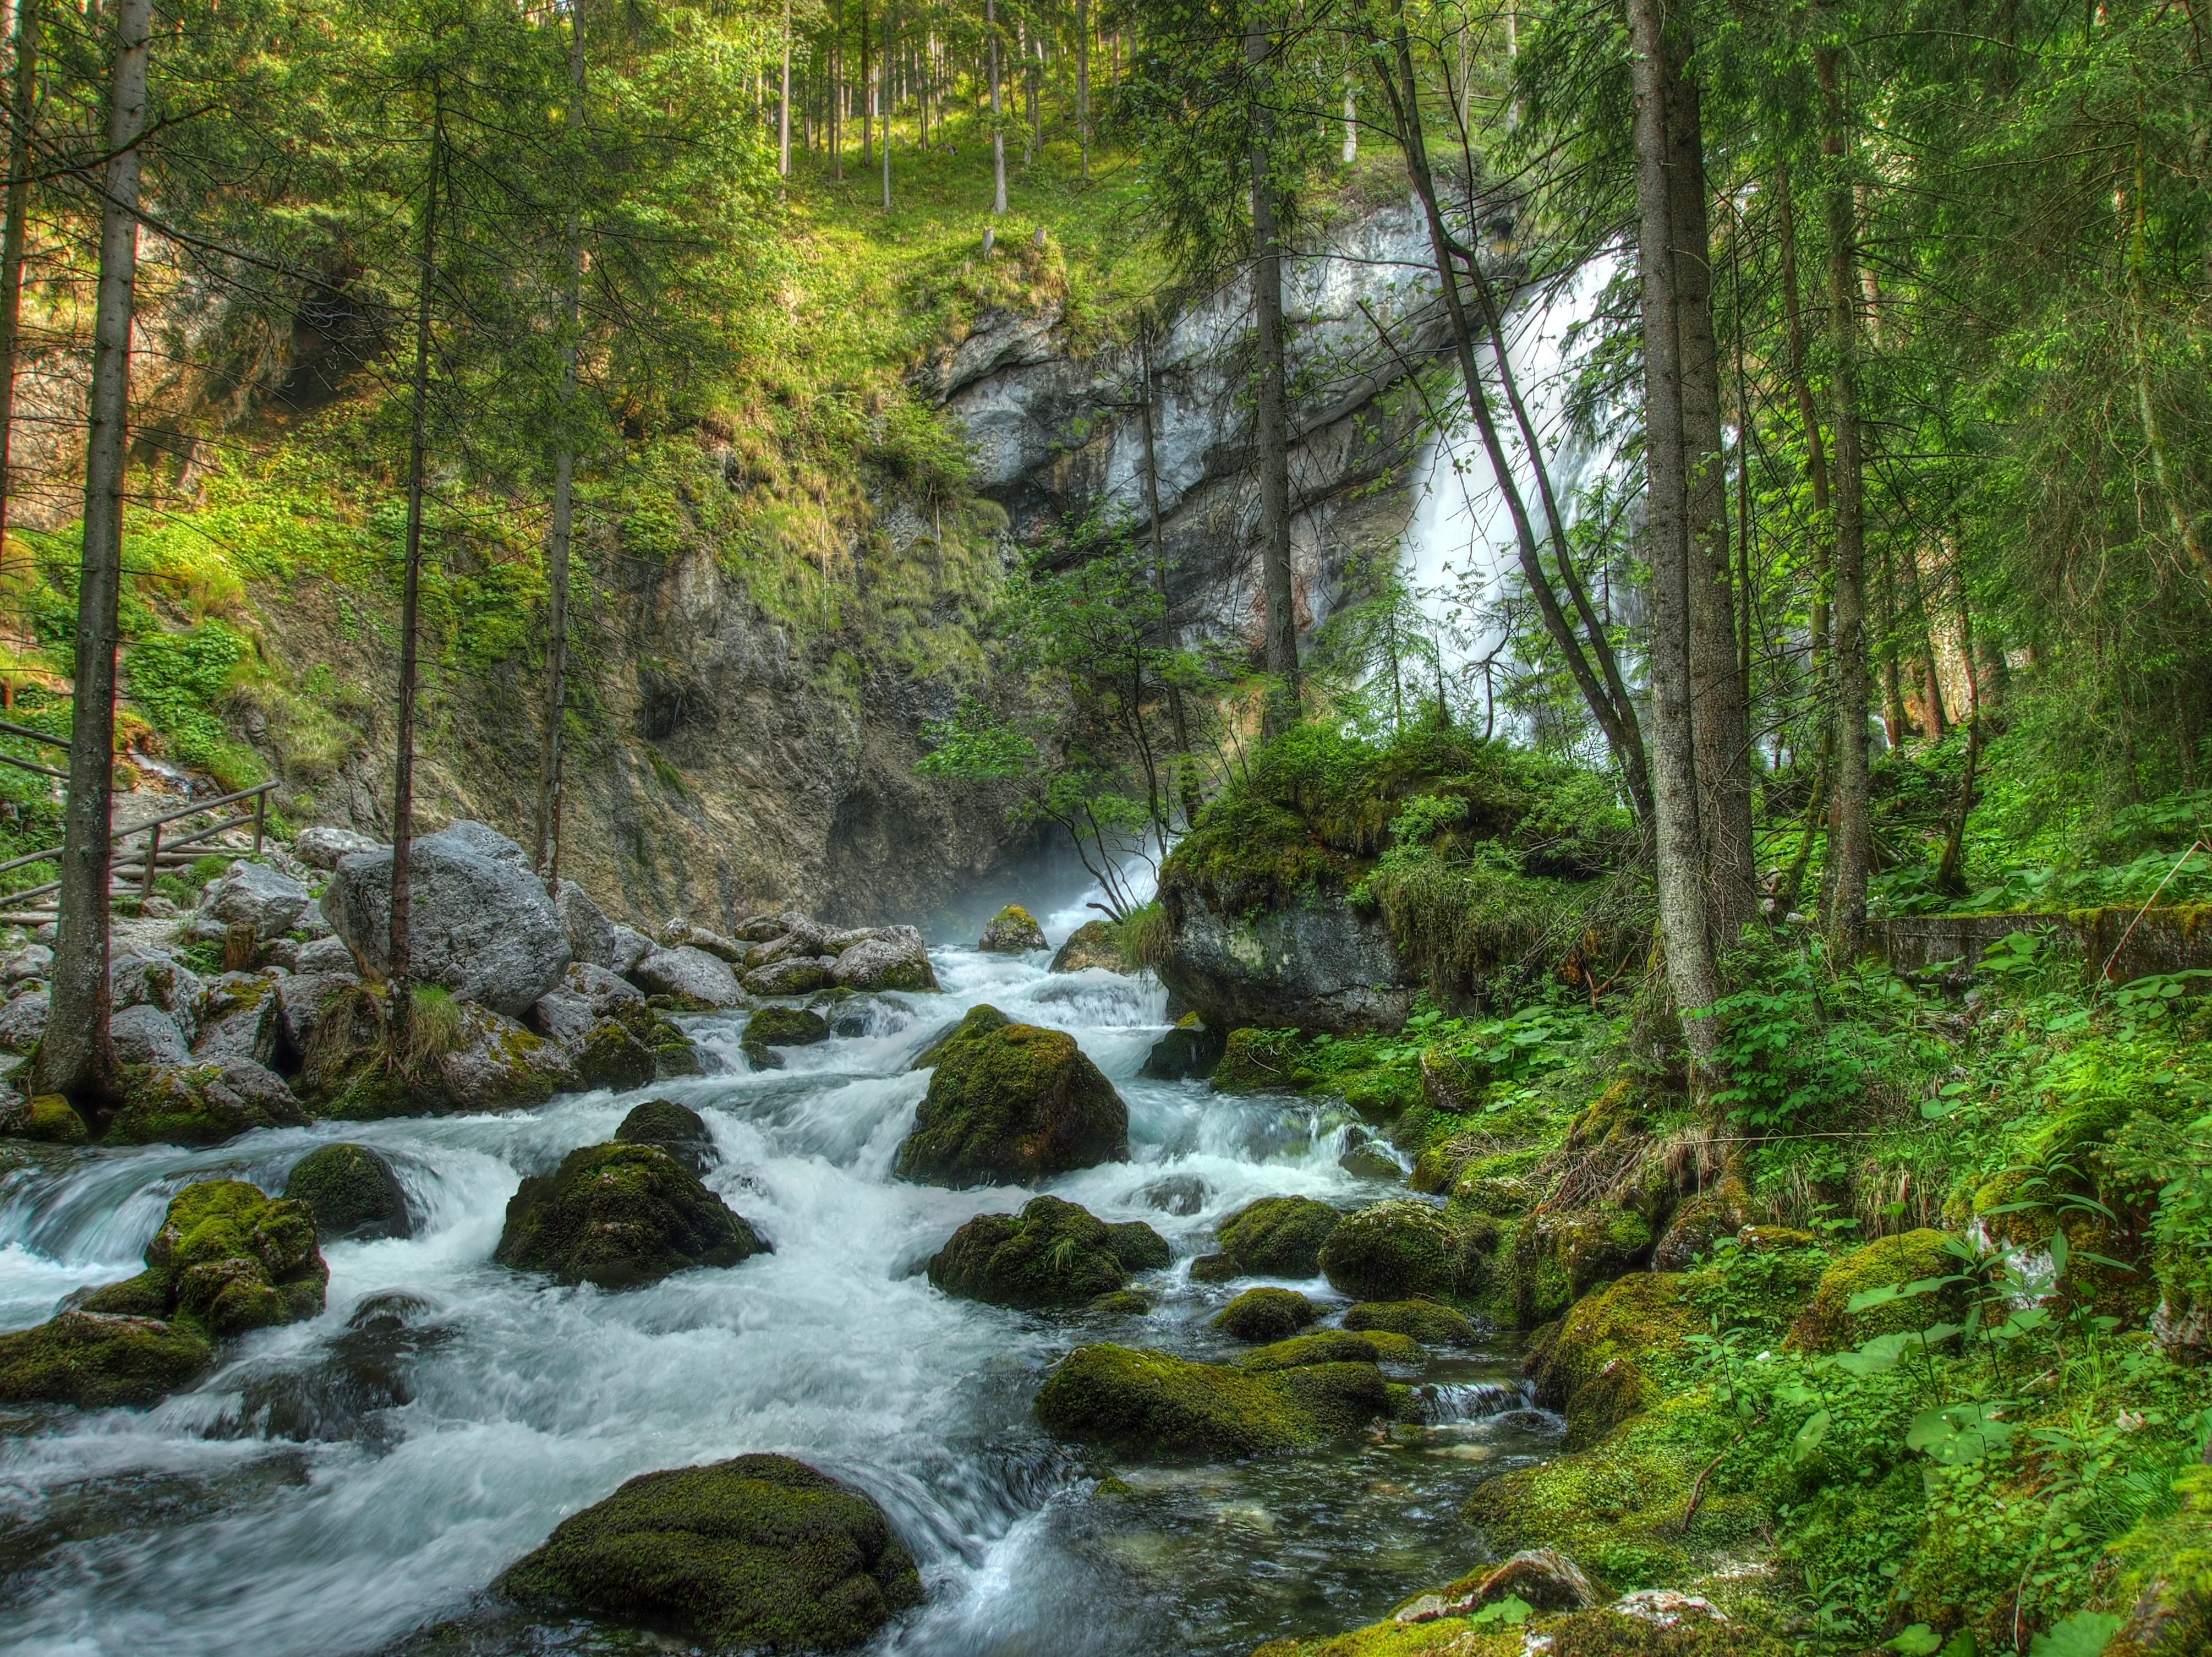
0,914,1559,1657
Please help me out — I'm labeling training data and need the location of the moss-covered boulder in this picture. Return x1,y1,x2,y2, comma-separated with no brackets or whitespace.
1216,1195,1344,1277
104,1058,307,1146
1237,1328,1424,1371
927,1195,1167,1310
1104,1219,1173,1270
2101,1461,2212,1657
1528,1272,1691,1448
1189,1253,1241,1283
563,1014,660,1092
1211,1286,1321,1343
1141,1021,1228,1081
742,1006,830,1055
1508,1207,1657,1327
1050,919,1129,973
909,1003,1012,1071
301,983,576,1119
977,904,1047,953
1785,1228,1969,1353
495,1453,922,1652
1650,1178,1751,1272
894,1020,1127,1188
614,1098,718,1176
1,1178,329,1408
1033,1343,1392,1458
2,1092,88,1145
1342,1300,1480,1347
282,1143,412,1242
1320,1200,1470,1302
495,1142,766,1289
0,1310,214,1409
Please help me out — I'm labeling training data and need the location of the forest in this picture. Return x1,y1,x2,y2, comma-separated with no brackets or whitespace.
0,1,2205,1657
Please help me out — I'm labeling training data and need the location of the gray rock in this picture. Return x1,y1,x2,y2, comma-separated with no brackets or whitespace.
0,989,48,1054
294,934,357,975
105,1056,305,1145
319,821,572,1017
830,926,940,992
440,1003,579,1111
294,825,385,869
199,860,313,936
742,926,829,971
977,905,1048,953
526,986,596,1047
272,972,359,1066
555,881,617,970
1154,883,1415,1034
662,918,747,963
741,955,834,997
567,960,646,1015
112,952,204,1043
111,1003,192,1066
6,944,52,985
609,923,654,977
192,986,280,1068
632,944,746,1009
733,912,791,942
822,927,878,953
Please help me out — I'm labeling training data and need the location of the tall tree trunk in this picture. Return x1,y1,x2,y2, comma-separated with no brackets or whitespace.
1876,543,1906,748
880,3,891,210
1815,37,1871,957
986,0,1004,213
778,0,791,177
1773,158,1831,666
0,0,39,557
535,6,586,893
1247,17,1297,737
391,88,445,1041
1627,0,1722,1073
1374,18,1652,827
1341,73,1355,165
2127,147,2210,595
38,0,147,1106
1140,332,1203,828
1075,0,1089,178
1663,31,1757,947
830,0,842,180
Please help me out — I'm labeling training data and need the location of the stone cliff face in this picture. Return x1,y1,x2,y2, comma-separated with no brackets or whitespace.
917,198,1457,655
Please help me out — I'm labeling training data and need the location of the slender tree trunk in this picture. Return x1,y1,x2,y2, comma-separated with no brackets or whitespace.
859,0,872,168
830,1,842,179
2126,149,2210,595
1342,73,1356,165
1627,0,1722,1073
391,89,445,1040
1731,204,1755,721
880,3,891,211
1247,17,1297,737
1141,335,1203,828
987,0,1004,212
778,0,791,176
1816,37,1871,957
535,7,586,893
1377,23,1651,825
38,0,147,1106
1663,31,1757,947
0,0,39,556
1076,0,1089,178
1773,158,1831,666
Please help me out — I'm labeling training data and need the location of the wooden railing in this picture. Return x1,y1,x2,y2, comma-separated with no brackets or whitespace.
0,778,279,918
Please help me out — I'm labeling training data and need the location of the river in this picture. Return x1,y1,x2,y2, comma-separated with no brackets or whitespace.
0,917,1558,1657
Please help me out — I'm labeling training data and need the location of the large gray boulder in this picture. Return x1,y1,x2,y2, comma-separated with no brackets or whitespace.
831,926,940,992
632,944,746,1009
112,952,204,1043
0,989,48,1054
198,860,313,936
555,881,617,971
319,821,571,1017
742,956,833,997
609,923,654,976
528,962,647,1045
1156,882,1415,1035
193,973,282,1068
293,825,384,869
294,934,356,975
272,972,357,1067
111,1003,192,1067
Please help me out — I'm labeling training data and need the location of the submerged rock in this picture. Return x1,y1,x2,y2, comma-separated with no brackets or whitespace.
1341,1300,1480,1348
614,1098,718,1176
1319,1200,1469,1303
105,1057,306,1146
1215,1195,1344,1278
927,1195,1167,1310
1211,1287,1321,1343
320,821,572,1015
977,904,1048,953
495,1142,765,1289
1033,1343,1391,1458
1049,920,1128,974
283,1143,413,1242
0,1310,213,1409
495,1453,923,1653
895,1019,1127,1188
1141,1019,1227,1081
744,1005,830,1052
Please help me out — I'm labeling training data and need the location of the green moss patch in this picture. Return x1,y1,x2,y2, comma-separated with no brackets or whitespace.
1320,1200,1474,1303
282,1142,412,1242
1237,1329,1425,1371
1216,1195,1345,1277
1034,1343,1392,1458
1341,1300,1480,1347
495,1142,765,1289
1784,1229,1969,1353
926,1195,1165,1310
895,1020,1127,1188
1211,1286,1322,1343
